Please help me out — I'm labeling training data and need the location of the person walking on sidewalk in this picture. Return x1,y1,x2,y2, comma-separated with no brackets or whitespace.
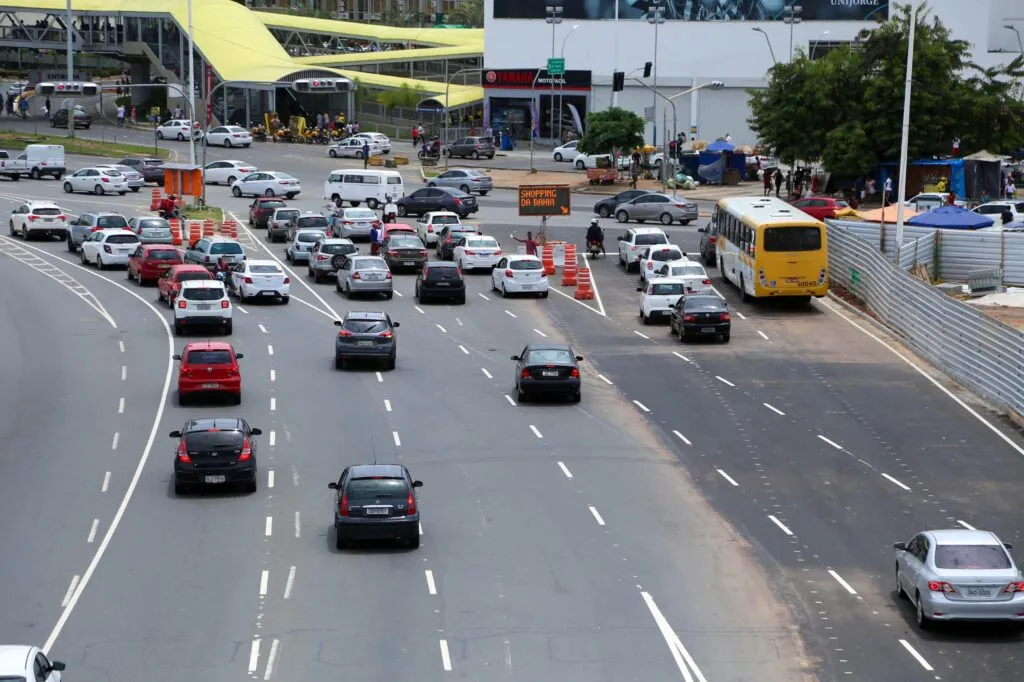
116,104,126,127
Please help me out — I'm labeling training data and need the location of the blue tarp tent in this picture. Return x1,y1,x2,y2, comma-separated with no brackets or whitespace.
879,158,966,200
695,139,745,183
906,205,994,230
705,139,735,153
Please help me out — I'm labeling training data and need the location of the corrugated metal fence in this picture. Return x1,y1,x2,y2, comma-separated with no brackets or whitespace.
826,222,1024,418
828,219,1024,285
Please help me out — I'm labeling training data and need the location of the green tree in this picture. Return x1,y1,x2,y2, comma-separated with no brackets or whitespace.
375,83,427,112
446,0,484,27
576,107,645,160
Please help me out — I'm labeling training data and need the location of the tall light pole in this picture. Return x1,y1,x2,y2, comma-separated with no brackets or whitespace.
557,23,579,144
647,2,665,147
186,0,197,166
1005,24,1023,52
441,67,480,169
894,2,918,261
783,4,802,62
545,5,563,145
662,81,724,196
809,30,830,60
752,27,776,65
65,0,73,80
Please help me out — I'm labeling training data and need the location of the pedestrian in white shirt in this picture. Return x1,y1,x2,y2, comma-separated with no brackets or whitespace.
116,104,125,127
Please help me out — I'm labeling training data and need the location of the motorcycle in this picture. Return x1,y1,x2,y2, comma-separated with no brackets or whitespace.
587,240,603,258
382,209,397,224
417,148,441,160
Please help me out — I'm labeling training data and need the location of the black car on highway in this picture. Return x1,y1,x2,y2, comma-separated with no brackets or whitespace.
170,418,262,495
397,187,478,219
593,189,652,218
50,106,91,130
669,294,731,343
381,233,428,271
118,157,166,185
512,343,583,403
333,311,399,370
329,463,423,549
698,222,717,266
414,261,465,303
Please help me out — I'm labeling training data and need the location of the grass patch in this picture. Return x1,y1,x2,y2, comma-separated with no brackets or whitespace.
422,168,439,177
0,130,170,160
181,204,224,223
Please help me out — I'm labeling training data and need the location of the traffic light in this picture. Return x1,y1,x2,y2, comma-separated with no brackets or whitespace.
642,62,652,78
292,78,350,93
612,71,624,92
36,81,99,97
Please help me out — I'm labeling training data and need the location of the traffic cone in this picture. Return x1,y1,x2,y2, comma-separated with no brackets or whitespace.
202,218,215,237
541,243,556,276
169,218,182,246
150,187,161,211
574,267,594,300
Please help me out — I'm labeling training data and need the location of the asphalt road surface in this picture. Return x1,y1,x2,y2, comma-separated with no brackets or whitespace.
2,145,1024,682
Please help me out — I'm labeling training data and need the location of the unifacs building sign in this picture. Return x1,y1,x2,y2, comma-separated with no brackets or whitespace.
493,0,890,21
482,69,592,90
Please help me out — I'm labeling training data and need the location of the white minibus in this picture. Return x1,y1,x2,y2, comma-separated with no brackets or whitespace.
322,169,405,209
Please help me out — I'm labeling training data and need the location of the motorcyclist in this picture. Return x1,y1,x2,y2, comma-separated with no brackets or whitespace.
215,255,232,279
158,193,179,219
586,218,604,255
430,137,441,155
382,195,398,224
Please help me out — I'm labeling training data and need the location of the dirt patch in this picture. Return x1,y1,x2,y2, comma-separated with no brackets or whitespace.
974,305,1024,331
829,284,881,323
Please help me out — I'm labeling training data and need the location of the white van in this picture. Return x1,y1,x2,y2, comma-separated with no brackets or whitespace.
18,144,66,180
322,169,404,209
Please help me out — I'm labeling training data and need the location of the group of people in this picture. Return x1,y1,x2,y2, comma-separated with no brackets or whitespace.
761,167,821,201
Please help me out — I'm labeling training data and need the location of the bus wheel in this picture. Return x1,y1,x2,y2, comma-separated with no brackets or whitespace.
740,275,752,303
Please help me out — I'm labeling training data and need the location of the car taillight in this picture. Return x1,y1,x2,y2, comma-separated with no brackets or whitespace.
181,368,192,377
1004,582,1024,594
520,369,530,379
352,272,361,279
453,198,462,206
27,215,37,222
928,581,956,593
238,438,252,461
702,278,712,285
709,236,717,244
338,329,353,337
244,277,253,284
103,245,112,253
372,220,381,227
720,312,731,321
388,250,399,256
178,299,187,308
683,313,695,322
343,220,353,225
279,181,289,185
495,249,502,256
101,177,109,183
427,225,434,232
221,300,230,309
630,245,636,251
176,441,191,463
339,494,349,516
465,249,476,255
420,250,428,258
385,272,393,279
317,254,329,261
472,177,481,182
570,368,580,378
504,269,513,278
57,214,65,221
378,330,393,339
406,491,416,515
646,261,653,269
283,277,290,284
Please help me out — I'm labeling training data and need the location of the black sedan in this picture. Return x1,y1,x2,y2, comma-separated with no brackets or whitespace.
669,294,731,343
170,417,261,495
50,106,92,130
329,463,423,549
415,261,466,303
593,189,652,218
512,343,583,403
397,187,478,219
381,233,428,271
333,311,399,370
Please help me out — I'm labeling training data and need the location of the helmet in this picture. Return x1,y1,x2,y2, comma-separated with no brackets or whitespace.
590,218,599,226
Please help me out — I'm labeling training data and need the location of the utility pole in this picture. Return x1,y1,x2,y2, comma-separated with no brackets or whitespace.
783,4,802,62
545,5,563,146
647,2,665,147
186,0,197,166
894,1,918,261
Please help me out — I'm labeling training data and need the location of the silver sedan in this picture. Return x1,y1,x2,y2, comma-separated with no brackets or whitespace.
335,255,393,299
615,193,699,226
427,168,493,196
285,229,327,264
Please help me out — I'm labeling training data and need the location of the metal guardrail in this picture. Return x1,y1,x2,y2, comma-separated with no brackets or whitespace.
826,222,1024,418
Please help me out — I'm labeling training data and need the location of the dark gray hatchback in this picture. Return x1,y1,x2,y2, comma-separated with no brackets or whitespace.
333,311,399,370
329,464,423,549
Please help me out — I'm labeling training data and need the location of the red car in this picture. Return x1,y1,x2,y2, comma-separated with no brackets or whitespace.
382,223,417,239
158,264,214,307
249,197,287,229
127,244,183,285
791,196,849,221
173,341,243,405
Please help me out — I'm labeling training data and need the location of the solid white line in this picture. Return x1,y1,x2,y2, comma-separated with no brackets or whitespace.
456,317,463,326
118,340,125,353
716,469,739,487
259,324,268,334
642,591,709,682
237,305,249,314
270,369,276,382
898,639,934,672
529,425,542,438
533,328,547,337
267,470,275,489
265,516,273,537
439,639,452,671
393,431,401,446
597,374,613,385
376,371,383,383
120,365,127,381
672,351,690,362
394,290,403,297
767,515,794,536
557,461,573,479
672,430,692,446
87,519,98,544
828,569,858,596
248,640,261,673
415,305,425,314
757,330,769,340
117,397,125,414
763,402,785,415
505,309,517,318
481,367,493,379
458,345,469,355
817,434,842,450
283,566,296,599
957,520,976,530
478,292,490,300
269,430,276,447
101,471,110,493
425,569,437,595
294,511,301,538
633,400,650,413
735,311,747,319
60,576,80,608
881,473,912,491
263,639,280,681
588,505,606,526
267,344,274,356
270,397,277,411
633,330,650,339
436,323,447,333
384,399,392,412
505,394,517,406
715,375,735,387
111,432,119,450
259,570,269,596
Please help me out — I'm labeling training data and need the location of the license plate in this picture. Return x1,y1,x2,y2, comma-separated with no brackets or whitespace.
196,304,212,310
204,475,226,484
435,282,450,287
542,370,559,377
201,383,220,389
521,283,535,289
157,264,170,269
701,327,715,332
365,507,389,515
965,588,994,598
404,261,416,266
357,340,374,346
119,249,133,254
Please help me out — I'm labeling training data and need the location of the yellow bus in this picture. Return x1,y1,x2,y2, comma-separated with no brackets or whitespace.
712,196,829,302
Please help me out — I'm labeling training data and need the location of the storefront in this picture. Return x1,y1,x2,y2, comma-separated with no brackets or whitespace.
482,68,592,142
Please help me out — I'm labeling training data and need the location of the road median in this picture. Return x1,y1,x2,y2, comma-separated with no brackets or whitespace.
0,129,171,160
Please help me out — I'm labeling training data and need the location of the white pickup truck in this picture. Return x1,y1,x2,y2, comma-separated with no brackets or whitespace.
0,150,29,181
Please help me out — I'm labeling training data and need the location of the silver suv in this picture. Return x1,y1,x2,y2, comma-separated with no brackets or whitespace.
266,207,300,243
307,237,358,282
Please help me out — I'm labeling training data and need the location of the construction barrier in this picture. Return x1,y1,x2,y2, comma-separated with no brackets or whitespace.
221,220,238,239
187,220,201,245
169,218,182,246
561,244,578,286
149,187,161,211
202,218,215,237
541,243,556,276
574,267,594,300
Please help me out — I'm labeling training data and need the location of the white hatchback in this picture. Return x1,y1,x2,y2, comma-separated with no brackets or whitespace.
157,119,201,141
204,159,256,185
552,140,578,162
653,259,715,295
638,278,686,324
416,211,462,246
638,244,685,284
174,279,233,336
63,167,129,195
454,235,503,272
491,254,549,297
230,259,290,304
204,125,253,148
352,132,391,153
80,228,140,268
328,137,382,159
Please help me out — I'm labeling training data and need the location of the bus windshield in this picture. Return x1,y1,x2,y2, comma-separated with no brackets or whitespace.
762,226,822,252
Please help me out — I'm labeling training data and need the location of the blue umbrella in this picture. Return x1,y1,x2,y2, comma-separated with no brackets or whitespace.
906,205,994,230
705,139,735,153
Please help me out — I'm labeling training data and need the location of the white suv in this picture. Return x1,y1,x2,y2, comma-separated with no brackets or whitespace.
617,226,668,272
637,277,686,324
174,280,233,336
9,200,68,240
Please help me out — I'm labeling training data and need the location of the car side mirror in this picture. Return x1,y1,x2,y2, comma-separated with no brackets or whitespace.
636,287,643,292
168,430,182,438
413,480,423,488
328,482,338,490
50,662,66,672
575,355,584,361
392,322,400,328
172,354,182,360
1005,543,1013,552
893,542,907,552
510,355,520,361
698,226,707,233
235,353,244,359
250,428,262,436
333,320,342,326
616,235,624,241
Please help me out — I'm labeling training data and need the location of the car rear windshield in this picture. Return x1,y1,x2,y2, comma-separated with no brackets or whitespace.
107,234,140,244
347,209,376,219
322,243,356,255
342,319,388,333
143,159,163,166
347,478,407,500
763,226,822,252
432,215,460,225
426,265,458,279
0,675,27,682
297,217,328,228
652,249,682,261
183,286,225,301
976,205,1005,214
390,236,422,248
186,350,232,364
670,264,706,278
635,233,668,246
525,349,574,364
686,295,724,310
210,242,243,255
183,431,242,450
32,207,62,216
275,210,300,220
147,249,179,261
934,544,1011,570
178,271,212,282
354,258,386,269
96,216,128,228
466,238,497,248
137,219,169,231
260,202,285,211
250,265,281,274
297,232,322,243
651,282,684,295
510,259,542,270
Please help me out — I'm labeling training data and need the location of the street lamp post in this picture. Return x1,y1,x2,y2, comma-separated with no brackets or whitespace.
442,67,480,169
647,2,665,147
529,68,544,172
752,27,777,66
1005,24,1023,52
557,23,580,144
809,30,831,60
545,5,563,145
783,4,802,62
894,2,918,262
662,81,724,196
186,0,196,166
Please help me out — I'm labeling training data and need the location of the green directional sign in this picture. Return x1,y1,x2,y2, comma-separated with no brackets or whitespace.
547,58,565,76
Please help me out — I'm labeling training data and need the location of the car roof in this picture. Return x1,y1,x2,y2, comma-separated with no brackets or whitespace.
206,236,240,243
97,228,135,235
927,529,1002,545
184,341,234,352
320,237,353,243
507,254,541,261
0,645,32,673
185,417,244,432
169,263,210,272
179,279,225,288
245,259,279,267
630,226,667,234
425,211,459,218
349,463,405,479
298,211,324,216
24,199,59,206
345,310,387,320
524,343,573,352
647,277,686,285
83,211,126,217
343,206,375,212
141,243,177,250
273,207,299,212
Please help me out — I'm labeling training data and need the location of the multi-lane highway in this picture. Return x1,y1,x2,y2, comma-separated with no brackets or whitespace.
2,130,1024,682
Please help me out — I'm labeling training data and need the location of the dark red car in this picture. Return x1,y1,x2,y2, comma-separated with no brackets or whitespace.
127,244,182,285
158,264,214,307
249,197,287,229
173,341,243,405
791,196,849,221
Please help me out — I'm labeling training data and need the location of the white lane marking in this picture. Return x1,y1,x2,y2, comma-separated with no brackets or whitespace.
117,397,125,414
237,305,249,314
881,473,912,491
60,576,80,608
259,324,268,334
817,434,842,450
269,430,276,447
533,328,547,338
248,640,261,673
478,292,490,300
672,430,692,446
111,432,119,450
716,469,739,487
557,461,573,479
458,345,469,355
957,520,976,530
529,425,542,438
120,365,127,381
270,369,276,382
436,323,447,333
456,317,463,326
265,516,273,537
292,467,299,487
415,305,425,314
118,340,125,353
633,400,650,413
394,290,403,297
828,569,858,596
822,296,1024,459
505,394,517,406
757,330,769,340
588,505,606,526
642,591,709,682
270,397,277,411
597,374,613,385
425,569,437,595
263,638,280,681
735,311,747,320
763,402,785,415
481,368,493,379
672,351,690,362
267,344,274,356
633,330,650,339
259,570,269,596
101,471,110,493
384,399,392,412
715,375,734,387
898,639,934,672
393,431,402,446
376,371,383,383
283,566,296,599
767,515,794,536
505,309,517,318
267,470,275,489
87,519,98,544
294,511,301,538
439,639,452,672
